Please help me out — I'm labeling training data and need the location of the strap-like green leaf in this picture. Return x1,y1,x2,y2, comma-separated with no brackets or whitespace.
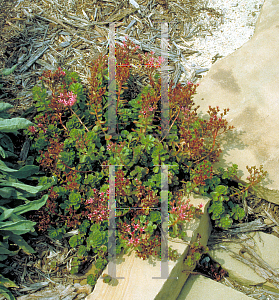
0,220,36,235
0,118,34,133
0,64,18,76
0,146,5,159
0,181,49,194
0,284,16,300
13,194,48,215
0,246,18,255
0,162,40,179
2,231,35,254
0,274,18,288
0,207,14,221
0,187,27,200
0,103,13,113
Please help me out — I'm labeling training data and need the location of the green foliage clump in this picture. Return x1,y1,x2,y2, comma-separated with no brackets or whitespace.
199,163,266,230
0,96,55,299
183,234,209,270
23,38,267,285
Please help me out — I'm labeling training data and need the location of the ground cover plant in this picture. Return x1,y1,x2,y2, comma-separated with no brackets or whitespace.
23,37,267,287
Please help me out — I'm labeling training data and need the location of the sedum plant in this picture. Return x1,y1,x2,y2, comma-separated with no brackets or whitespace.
196,163,267,229
24,37,266,282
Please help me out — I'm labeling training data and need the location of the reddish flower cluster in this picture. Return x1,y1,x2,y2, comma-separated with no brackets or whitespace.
133,178,160,211
190,160,214,186
118,217,161,260
169,198,195,222
28,125,37,133
120,218,147,247
138,51,165,69
84,189,110,223
39,138,64,175
58,91,77,107
28,187,60,232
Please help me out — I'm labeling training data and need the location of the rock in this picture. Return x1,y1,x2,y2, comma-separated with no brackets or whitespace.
177,275,254,300
208,231,279,289
248,231,279,270
208,243,266,286
192,0,279,205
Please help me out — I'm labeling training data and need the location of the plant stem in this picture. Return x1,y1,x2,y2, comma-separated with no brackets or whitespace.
58,113,68,132
70,107,89,132
92,104,107,136
194,130,218,164
159,107,181,143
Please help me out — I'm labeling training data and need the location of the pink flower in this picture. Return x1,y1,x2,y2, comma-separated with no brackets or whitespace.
157,56,165,65
28,126,37,133
128,238,134,245
57,67,66,76
179,212,186,219
139,226,145,233
133,224,140,230
58,91,77,107
86,198,94,204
